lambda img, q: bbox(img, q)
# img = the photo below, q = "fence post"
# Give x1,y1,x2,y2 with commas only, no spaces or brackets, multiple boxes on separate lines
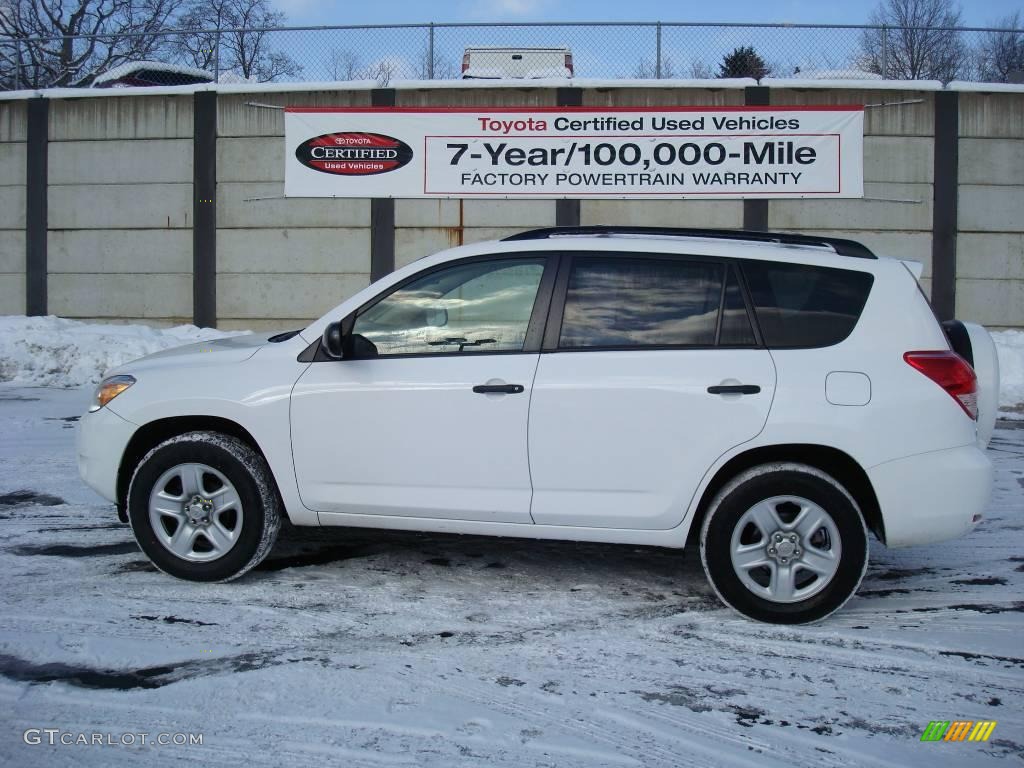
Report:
213,30,221,81
428,23,435,79
655,22,662,79
881,25,888,79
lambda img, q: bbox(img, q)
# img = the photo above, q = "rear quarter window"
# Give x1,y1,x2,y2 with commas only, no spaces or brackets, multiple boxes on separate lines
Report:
742,260,874,348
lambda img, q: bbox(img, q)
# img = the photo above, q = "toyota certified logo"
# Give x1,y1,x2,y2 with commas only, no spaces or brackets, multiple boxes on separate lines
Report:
295,132,413,175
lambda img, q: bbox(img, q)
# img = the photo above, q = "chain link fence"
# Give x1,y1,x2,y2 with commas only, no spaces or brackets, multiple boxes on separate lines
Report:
2,21,1023,91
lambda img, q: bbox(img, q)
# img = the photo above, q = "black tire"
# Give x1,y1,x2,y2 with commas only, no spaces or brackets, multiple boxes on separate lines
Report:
699,462,868,624
127,431,281,582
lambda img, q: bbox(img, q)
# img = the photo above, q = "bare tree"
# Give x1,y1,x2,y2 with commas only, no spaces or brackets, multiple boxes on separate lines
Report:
175,0,300,82
328,49,361,81
688,59,714,79
417,46,455,80
634,55,675,79
363,58,397,87
977,12,1024,82
858,0,968,81
0,0,182,88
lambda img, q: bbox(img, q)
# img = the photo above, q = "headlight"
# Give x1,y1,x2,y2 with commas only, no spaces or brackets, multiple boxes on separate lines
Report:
90,375,136,412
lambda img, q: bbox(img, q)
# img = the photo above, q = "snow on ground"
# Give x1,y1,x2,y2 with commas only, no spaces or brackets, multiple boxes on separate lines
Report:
995,330,1024,418
0,385,1021,766
0,316,245,388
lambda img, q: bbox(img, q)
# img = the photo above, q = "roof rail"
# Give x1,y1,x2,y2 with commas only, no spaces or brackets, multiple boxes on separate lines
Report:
501,226,877,260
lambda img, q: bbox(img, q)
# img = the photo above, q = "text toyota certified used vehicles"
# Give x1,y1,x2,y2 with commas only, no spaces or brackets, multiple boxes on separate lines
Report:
77,227,998,623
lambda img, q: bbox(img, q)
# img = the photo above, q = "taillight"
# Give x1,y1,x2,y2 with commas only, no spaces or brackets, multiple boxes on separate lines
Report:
904,350,978,419
565,52,574,75
462,52,470,73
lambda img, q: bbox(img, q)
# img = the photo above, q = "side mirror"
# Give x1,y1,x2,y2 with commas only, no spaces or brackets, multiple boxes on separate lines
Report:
349,333,379,359
322,321,344,359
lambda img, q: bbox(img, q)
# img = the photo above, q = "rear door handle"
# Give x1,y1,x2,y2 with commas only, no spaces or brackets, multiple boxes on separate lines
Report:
473,384,525,395
707,384,761,395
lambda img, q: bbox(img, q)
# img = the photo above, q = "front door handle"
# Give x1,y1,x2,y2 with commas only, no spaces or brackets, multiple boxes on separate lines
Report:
707,384,761,395
473,383,525,395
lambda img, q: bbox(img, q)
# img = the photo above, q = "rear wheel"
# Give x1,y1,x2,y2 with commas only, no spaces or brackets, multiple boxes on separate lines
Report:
128,431,281,581
700,463,868,624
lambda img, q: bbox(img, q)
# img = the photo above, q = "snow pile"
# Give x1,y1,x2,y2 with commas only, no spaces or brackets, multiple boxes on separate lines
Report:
791,69,883,81
993,329,1024,417
0,315,246,388
92,61,214,86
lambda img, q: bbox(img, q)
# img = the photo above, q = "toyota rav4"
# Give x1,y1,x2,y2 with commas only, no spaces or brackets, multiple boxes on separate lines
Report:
77,226,998,623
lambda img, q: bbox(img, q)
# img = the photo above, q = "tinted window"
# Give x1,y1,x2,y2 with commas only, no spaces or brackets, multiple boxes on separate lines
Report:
719,267,756,346
742,260,874,348
353,258,545,356
559,257,723,349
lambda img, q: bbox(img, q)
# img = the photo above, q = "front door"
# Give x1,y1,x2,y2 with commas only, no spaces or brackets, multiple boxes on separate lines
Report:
291,255,552,524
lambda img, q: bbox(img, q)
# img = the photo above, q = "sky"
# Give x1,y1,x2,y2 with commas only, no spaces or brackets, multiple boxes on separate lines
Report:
260,0,1023,81
270,0,1023,28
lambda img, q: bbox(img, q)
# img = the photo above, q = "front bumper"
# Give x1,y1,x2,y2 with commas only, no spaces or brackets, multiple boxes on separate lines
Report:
76,406,137,504
869,443,993,548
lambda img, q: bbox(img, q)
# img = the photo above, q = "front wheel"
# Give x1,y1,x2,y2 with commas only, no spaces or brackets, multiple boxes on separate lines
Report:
127,431,281,582
700,463,868,624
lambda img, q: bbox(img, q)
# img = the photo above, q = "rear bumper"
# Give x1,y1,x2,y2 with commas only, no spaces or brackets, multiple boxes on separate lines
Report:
76,406,137,504
869,444,993,548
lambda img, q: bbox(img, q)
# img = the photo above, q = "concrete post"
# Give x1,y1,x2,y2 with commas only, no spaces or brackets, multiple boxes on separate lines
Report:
931,91,959,320
25,97,48,316
370,88,396,283
743,86,770,231
193,91,218,327
555,87,582,227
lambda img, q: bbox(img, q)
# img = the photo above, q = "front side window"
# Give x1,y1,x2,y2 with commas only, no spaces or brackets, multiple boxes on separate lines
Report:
559,256,724,349
352,258,546,356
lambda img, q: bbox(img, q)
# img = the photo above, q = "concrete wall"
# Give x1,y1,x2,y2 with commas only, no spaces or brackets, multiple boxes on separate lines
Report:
956,92,1024,328
0,83,1021,328
0,100,26,314
579,86,747,235
769,87,937,298
46,95,194,325
217,89,373,331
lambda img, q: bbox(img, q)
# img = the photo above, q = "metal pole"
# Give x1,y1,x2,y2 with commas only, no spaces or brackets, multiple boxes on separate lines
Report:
655,22,662,78
213,30,221,81
14,40,22,90
427,22,435,79
881,25,888,79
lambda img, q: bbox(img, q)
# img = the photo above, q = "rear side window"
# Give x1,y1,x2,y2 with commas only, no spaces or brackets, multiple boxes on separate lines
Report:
742,260,874,348
719,267,756,346
559,257,723,348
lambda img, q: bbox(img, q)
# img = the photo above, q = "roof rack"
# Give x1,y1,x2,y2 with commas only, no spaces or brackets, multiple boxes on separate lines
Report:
501,226,877,260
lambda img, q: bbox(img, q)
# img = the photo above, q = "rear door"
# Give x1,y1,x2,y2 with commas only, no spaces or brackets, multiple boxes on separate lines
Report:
528,253,776,530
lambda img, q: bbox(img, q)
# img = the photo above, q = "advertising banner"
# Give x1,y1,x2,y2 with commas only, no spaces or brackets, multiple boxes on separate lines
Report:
284,106,864,199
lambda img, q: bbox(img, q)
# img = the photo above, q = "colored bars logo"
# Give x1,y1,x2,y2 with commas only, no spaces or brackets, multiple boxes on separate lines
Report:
921,721,997,742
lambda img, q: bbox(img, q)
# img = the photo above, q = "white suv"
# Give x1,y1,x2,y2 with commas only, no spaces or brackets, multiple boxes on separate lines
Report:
77,227,998,623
